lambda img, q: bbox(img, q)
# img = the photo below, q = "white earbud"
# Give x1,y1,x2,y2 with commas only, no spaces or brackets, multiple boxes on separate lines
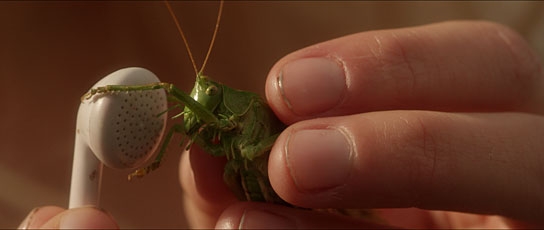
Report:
69,67,167,208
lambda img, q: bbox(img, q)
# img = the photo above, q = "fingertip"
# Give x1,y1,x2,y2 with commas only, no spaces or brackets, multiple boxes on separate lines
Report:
19,206,65,229
217,202,386,229
215,202,246,229
268,127,297,205
269,121,358,208
216,202,298,229
38,207,118,229
266,46,337,125
265,59,295,124
60,207,118,229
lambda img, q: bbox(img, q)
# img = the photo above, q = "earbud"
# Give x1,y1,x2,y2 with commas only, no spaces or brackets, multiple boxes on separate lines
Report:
69,67,167,208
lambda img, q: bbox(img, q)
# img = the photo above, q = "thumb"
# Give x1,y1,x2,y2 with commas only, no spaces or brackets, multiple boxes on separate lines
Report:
19,206,118,229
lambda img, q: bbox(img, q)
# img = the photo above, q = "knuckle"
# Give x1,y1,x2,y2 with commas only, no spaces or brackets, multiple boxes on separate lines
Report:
485,21,543,82
482,21,544,110
396,112,443,207
370,32,421,101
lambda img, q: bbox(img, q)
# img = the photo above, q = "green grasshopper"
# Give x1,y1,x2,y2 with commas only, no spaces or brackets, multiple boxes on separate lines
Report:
83,0,287,204
85,1,378,222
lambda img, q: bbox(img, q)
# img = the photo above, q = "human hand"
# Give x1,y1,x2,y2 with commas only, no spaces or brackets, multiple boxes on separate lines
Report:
181,20,544,228
18,206,117,229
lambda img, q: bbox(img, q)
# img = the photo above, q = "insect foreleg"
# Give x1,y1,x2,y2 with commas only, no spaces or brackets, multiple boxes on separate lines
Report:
83,82,219,125
128,123,184,180
82,82,170,101
166,84,219,124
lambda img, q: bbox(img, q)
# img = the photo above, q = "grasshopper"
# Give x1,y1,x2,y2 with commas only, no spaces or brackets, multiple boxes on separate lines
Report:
84,1,378,222
83,0,287,204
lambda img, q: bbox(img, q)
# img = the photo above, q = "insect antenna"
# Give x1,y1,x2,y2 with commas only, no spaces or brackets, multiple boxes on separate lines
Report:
164,0,224,76
199,0,223,75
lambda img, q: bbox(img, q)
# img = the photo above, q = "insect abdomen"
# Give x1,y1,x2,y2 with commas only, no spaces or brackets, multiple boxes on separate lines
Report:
223,89,286,203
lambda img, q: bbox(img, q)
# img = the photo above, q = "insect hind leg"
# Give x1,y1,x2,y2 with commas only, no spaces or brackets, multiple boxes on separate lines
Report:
128,123,184,180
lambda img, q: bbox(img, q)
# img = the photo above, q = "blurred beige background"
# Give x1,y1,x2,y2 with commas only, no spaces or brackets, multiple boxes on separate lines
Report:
1,1,543,228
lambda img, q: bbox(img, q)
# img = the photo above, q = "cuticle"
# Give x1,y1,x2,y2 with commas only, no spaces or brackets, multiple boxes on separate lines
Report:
277,70,294,111
327,55,350,105
335,126,355,160
334,126,356,183
284,131,302,191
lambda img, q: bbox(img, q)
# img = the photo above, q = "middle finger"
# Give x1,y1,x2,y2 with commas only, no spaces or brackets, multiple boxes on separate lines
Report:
268,110,544,224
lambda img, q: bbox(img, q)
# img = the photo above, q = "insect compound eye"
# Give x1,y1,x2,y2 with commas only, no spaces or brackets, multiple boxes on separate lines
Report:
205,85,218,96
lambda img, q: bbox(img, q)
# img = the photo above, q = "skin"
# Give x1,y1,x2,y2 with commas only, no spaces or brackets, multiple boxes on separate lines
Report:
19,20,544,229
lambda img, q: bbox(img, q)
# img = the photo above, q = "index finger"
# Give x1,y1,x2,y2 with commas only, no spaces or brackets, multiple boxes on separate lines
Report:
265,21,543,124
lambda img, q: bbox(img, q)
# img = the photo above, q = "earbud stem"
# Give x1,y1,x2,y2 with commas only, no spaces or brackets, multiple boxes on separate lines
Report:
69,103,104,208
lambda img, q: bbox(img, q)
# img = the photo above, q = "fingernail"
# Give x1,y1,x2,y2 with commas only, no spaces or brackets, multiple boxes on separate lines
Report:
278,57,347,116
239,209,297,229
59,207,118,229
18,207,40,229
286,128,353,192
